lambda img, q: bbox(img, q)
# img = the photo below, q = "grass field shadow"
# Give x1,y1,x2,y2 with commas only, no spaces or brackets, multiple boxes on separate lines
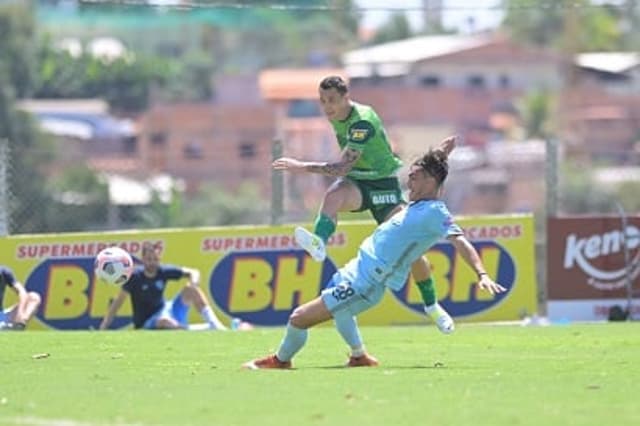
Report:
311,363,452,370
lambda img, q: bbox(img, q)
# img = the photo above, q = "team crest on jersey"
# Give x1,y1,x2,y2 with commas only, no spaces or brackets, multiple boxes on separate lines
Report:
350,128,369,141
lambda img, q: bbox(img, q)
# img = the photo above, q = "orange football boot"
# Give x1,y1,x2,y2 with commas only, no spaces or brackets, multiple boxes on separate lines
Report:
243,354,292,370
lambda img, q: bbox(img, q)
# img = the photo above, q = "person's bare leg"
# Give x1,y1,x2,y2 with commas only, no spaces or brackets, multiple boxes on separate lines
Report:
14,292,41,326
181,285,227,330
318,178,362,224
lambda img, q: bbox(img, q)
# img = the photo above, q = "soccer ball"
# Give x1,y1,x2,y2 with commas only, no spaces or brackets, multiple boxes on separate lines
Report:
94,247,134,285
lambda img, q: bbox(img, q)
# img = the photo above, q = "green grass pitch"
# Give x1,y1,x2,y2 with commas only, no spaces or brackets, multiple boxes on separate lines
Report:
1,323,639,426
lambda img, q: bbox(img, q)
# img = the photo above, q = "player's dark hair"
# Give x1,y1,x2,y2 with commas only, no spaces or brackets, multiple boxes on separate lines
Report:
141,242,160,256
414,149,448,186
319,75,348,95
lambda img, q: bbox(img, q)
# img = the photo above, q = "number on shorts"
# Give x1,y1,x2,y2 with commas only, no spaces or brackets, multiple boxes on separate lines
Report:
331,283,355,301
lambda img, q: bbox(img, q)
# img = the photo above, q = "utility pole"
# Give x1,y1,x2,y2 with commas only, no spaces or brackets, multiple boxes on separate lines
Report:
422,0,443,33
543,2,580,315
271,138,283,225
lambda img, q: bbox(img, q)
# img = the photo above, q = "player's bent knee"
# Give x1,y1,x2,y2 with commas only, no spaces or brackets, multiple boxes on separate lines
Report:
29,292,42,305
180,286,200,302
289,307,314,329
288,307,304,327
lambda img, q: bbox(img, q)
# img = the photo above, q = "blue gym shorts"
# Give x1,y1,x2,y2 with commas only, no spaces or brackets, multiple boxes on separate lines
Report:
143,293,190,329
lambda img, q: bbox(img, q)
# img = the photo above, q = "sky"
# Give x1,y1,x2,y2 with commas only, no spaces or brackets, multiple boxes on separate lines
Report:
355,0,505,34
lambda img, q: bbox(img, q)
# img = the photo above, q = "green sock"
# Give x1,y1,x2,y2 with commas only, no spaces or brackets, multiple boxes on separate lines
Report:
313,213,336,243
416,277,437,307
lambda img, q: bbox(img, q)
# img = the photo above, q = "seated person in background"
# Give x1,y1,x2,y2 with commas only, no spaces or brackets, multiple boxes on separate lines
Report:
0,265,41,331
99,243,228,331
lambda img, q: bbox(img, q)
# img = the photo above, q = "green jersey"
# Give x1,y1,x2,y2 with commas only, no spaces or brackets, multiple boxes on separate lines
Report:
330,102,403,180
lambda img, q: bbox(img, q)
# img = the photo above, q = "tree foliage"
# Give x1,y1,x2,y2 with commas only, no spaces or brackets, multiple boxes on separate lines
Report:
0,3,36,98
501,0,626,51
370,12,413,45
132,182,269,228
560,162,617,214
518,90,555,139
0,3,54,234
560,161,640,215
34,36,172,113
45,165,110,231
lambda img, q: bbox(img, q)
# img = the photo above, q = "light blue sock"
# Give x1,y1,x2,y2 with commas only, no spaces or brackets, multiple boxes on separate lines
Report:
276,323,308,362
334,311,364,353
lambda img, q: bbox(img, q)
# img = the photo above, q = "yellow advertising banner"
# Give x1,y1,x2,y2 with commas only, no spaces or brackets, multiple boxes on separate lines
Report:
1,214,537,330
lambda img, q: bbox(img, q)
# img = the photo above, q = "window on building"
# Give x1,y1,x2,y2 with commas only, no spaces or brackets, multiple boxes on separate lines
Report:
239,142,256,159
467,75,486,89
499,74,511,89
183,141,204,159
150,132,168,147
420,75,441,88
287,99,321,118
123,136,137,154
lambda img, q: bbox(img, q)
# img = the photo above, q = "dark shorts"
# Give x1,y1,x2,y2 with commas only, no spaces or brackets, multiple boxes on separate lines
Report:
349,176,405,223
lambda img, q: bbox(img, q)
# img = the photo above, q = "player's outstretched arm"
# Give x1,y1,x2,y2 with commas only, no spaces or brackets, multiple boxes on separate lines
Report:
272,147,361,177
182,267,200,286
448,235,506,294
99,290,128,330
272,157,307,172
436,135,457,158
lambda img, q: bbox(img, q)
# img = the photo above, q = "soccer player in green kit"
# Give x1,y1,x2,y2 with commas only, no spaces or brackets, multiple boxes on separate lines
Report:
272,75,456,333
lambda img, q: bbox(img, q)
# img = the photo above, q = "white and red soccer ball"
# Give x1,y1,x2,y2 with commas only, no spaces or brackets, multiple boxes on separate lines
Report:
94,247,134,285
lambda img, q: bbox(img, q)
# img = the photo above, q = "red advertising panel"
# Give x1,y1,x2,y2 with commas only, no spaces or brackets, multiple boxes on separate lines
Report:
547,216,640,320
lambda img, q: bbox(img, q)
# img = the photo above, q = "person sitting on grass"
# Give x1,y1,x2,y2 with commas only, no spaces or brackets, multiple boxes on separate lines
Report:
0,265,41,331
100,242,228,331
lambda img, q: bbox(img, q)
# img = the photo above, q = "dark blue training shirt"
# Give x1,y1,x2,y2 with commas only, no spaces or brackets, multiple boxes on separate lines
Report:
123,265,185,328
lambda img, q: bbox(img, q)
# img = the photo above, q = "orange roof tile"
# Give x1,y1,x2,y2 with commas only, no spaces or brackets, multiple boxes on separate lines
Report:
259,68,346,100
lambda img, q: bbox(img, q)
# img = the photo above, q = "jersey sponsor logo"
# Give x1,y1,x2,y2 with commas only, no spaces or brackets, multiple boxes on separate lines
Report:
26,257,140,330
390,241,515,317
209,250,337,326
371,191,398,206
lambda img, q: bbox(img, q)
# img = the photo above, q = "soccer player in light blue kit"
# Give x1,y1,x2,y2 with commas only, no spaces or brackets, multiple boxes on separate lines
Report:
244,147,506,369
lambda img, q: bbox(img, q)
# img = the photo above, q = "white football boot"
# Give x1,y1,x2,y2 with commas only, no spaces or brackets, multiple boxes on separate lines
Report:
294,226,327,262
425,303,455,334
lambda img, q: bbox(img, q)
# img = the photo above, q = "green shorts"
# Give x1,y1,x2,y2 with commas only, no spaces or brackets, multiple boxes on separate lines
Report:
349,176,405,224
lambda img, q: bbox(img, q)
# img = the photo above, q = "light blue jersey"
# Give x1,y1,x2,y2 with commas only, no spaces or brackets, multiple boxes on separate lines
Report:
321,199,462,315
355,199,462,291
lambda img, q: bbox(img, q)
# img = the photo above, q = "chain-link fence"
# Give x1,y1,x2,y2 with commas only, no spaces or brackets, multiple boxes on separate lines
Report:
0,139,8,236
2,129,639,236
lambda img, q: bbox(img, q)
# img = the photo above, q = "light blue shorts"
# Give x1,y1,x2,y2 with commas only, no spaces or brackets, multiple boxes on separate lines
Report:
143,294,190,329
321,260,385,317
